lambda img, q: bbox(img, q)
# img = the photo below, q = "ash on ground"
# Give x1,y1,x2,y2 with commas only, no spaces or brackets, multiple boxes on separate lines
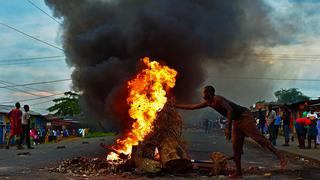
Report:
48,157,111,177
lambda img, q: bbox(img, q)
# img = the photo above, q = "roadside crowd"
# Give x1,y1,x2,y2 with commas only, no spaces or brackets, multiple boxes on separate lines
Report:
4,102,88,150
256,106,320,149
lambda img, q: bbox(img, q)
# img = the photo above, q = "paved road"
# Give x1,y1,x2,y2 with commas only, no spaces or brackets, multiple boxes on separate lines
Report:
0,137,113,179
185,129,320,179
0,130,319,179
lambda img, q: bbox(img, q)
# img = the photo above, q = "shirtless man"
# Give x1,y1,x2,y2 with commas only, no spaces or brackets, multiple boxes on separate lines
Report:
175,85,287,178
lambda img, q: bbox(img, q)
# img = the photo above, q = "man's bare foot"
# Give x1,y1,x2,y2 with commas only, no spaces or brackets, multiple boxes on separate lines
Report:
280,156,288,170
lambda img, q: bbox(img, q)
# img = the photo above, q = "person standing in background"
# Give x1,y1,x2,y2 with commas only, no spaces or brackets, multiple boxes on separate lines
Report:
302,108,309,118
282,107,291,146
20,105,33,149
6,102,23,149
317,113,320,145
307,118,318,149
267,106,277,146
295,117,309,149
307,108,317,122
274,109,281,140
306,109,318,148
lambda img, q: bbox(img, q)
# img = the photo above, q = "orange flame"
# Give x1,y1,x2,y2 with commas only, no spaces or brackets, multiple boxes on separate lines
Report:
107,57,177,162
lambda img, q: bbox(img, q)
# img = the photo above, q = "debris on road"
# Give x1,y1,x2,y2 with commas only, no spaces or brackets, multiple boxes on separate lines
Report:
17,152,31,156
57,146,66,149
264,173,272,178
49,157,110,177
210,152,230,175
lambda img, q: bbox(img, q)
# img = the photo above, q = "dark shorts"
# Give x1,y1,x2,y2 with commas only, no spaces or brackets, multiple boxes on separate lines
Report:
232,111,271,157
295,123,306,138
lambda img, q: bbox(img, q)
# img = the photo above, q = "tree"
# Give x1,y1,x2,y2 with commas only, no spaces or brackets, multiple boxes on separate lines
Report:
47,91,81,116
274,88,310,104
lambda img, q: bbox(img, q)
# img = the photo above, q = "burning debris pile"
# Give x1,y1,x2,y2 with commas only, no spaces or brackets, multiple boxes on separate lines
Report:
50,98,192,177
131,98,192,173
106,57,177,160
51,58,193,176
46,58,243,177
105,58,192,173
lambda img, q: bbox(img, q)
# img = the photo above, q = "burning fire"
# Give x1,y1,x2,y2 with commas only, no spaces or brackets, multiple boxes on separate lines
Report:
107,57,177,162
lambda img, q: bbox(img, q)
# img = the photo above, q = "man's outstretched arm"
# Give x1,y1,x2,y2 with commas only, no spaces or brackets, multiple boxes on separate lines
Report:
174,101,209,110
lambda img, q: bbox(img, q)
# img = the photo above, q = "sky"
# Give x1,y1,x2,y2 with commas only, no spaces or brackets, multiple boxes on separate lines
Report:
0,0,320,114
258,0,320,101
0,0,72,114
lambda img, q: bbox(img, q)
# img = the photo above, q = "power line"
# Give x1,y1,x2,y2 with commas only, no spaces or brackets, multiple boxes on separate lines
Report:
0,79,58,94
0,79,71,104
253,53,320,57
0,79,71,88
0,22,64,51
26,0,63,26
0,92,65,104
29,99,55,106
0,55,65,62
0,79,68,106
0,79,59,101
248,54,320,62
257,58,320,62
0,59,64,65
255,55,320,58
0,81,43,98
0,82,39,97
209,76,320,82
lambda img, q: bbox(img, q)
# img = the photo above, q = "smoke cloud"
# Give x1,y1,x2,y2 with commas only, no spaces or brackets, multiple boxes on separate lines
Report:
45,0,279,130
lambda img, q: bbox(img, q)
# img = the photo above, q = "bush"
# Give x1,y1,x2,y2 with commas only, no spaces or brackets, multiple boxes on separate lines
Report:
84,132,115,138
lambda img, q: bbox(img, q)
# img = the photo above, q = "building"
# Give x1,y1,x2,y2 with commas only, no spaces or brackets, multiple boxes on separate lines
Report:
251,98,320,133
285,98,320,120
0,105,46,144
44,114,80,131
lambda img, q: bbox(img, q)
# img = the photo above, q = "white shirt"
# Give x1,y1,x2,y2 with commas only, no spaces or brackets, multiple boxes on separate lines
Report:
267,110,276,125
53,130,57,136
22,111,30,125
307,113,318,120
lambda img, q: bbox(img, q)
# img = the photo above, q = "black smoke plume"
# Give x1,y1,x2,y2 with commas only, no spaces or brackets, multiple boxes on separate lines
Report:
45,0,278,130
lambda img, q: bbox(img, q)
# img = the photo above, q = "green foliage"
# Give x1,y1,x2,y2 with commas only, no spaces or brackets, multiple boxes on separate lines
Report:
274,88,310,104
47,91,81,116
84,132,115,138
256,100,266,103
